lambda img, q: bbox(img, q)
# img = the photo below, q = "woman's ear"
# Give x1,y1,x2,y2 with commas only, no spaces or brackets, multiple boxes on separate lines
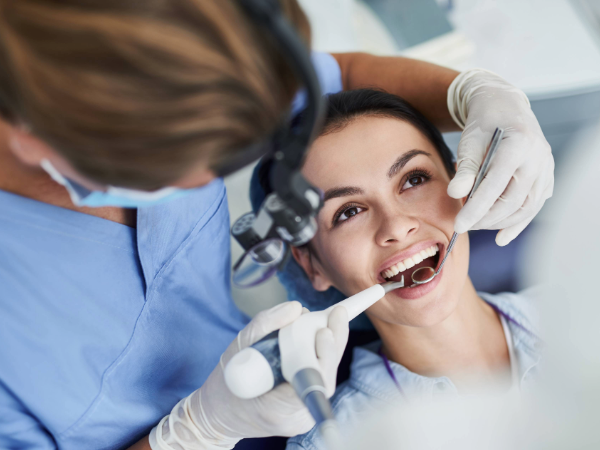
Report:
291,246,333,292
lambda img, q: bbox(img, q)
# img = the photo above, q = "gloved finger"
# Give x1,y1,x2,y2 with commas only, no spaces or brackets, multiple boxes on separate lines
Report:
327,305,350,359
315,328,336,363
261,382,315,436
475,199,536,233
315,327,337,397
495,171,553,246
447,124,493,199
495,213,536,247
481,183,551,233
318,306,349,397
302,307,310,315
453,139,520,233
222,301,302,367
474,165,553,232
498,155,552,225
543,167,555,199
469,164,538,230
486,181,553,246
239,301,303,348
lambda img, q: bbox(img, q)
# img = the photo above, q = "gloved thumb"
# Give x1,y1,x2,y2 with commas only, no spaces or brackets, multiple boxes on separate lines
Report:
447,165,476,199
448,126,490,199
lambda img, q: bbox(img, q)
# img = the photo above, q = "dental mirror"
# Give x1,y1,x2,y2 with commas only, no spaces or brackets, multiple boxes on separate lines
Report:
409,127,504,288
411,266,436,285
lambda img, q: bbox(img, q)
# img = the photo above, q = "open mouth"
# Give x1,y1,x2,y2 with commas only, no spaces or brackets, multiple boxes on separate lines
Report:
380,244,441,286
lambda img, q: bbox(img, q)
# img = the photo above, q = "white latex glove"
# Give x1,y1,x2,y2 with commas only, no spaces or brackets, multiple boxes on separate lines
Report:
149,301,349,450
447,69,554,246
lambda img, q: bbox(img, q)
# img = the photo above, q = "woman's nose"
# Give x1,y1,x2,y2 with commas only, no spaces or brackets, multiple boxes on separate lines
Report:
374,208,419,247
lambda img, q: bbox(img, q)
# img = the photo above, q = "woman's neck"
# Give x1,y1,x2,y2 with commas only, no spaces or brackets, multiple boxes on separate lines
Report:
0,121,136,227
371,278,509,391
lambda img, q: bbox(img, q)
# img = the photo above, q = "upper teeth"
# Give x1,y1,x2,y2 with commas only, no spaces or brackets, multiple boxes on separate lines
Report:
381,244,439,279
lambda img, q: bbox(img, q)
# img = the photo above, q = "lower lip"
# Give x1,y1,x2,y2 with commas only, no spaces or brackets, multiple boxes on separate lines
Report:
389,247,446,300
391,266,444,299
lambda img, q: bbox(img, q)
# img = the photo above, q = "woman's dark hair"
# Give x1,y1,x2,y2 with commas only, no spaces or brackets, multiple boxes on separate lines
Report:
257,89,455,198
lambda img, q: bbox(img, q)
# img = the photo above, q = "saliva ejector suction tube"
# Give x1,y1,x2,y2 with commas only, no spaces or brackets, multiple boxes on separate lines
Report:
225,279,405,449
410,128,504,288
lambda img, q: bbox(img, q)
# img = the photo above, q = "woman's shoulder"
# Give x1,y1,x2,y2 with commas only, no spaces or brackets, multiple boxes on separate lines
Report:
479,286,544,358
480,287,542,330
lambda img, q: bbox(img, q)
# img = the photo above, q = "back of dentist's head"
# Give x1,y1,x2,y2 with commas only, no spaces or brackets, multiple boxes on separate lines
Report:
0,0,309,190
251,89,455,326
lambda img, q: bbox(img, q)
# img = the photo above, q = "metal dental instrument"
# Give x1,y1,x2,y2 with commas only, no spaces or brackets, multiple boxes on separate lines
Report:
411,128,505,287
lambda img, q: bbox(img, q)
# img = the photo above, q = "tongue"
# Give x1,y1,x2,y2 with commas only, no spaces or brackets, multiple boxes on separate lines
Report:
388,255,438,286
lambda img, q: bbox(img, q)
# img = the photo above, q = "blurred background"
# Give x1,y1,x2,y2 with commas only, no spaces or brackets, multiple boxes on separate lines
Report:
225,0,600,317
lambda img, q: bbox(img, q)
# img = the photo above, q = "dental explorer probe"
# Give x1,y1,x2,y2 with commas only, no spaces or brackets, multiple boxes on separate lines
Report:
224,277,405,435
411,127,505,286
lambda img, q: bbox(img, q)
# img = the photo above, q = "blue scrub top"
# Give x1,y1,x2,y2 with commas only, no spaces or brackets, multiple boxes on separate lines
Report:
0,52,342,449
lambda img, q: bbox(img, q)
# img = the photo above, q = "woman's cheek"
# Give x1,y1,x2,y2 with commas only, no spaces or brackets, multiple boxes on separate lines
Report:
417,186,462,231
453,233,470,279
321,234,372,293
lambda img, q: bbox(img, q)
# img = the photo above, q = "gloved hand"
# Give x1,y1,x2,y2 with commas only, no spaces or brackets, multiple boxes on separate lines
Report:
149,301,349,449
447,69,554,246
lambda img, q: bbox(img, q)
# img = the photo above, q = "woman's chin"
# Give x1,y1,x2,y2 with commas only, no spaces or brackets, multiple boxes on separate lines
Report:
382,291,457,328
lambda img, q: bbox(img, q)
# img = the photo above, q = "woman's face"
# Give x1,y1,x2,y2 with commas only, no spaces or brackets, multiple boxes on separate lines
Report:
296,116,469,328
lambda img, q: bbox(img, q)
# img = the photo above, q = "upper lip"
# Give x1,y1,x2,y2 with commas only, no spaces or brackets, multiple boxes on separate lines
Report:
376,239,444,280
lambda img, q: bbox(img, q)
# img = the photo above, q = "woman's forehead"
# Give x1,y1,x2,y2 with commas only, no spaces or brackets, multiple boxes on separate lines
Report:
304,116,438,186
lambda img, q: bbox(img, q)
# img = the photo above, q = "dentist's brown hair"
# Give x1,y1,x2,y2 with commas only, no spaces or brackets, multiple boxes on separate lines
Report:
0,0,310,189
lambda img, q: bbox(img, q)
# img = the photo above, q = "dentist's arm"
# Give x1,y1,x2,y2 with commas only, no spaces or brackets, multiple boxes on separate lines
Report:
128,302,349,450
333,53,554,246
333,53,459,131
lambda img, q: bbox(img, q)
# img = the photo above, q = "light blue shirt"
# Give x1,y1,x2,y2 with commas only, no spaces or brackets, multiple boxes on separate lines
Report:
287,290,543,450
0,53,343,449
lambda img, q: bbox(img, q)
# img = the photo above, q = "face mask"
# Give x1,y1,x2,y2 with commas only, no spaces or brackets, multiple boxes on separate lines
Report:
40,159,194,208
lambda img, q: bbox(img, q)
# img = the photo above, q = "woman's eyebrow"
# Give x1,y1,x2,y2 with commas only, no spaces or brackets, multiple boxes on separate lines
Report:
387,149,432,179
322,149,430,202
323,186,364,202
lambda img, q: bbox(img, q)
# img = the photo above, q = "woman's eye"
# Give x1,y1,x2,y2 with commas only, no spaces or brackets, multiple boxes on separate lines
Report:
336,206,364,223
402,175,426,190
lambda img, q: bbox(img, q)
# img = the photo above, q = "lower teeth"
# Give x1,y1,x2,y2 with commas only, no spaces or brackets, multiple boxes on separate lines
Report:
386,254,439,281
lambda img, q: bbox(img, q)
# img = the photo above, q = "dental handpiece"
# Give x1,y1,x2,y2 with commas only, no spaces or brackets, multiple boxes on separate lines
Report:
224,278,405,427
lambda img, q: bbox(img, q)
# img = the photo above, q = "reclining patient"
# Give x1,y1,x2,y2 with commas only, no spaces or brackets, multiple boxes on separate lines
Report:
256,89,542,450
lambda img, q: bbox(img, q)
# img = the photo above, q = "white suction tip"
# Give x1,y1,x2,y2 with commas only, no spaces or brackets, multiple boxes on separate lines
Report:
383,276,405,293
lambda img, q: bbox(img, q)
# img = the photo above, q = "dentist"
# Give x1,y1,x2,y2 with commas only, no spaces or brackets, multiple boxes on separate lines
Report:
0,1,553,449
